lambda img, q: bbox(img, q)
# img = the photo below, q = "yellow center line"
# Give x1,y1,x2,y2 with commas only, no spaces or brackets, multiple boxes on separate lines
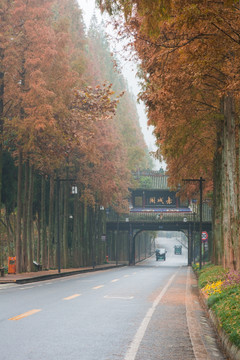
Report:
111,279,119,283
92,285,104,290
63,294,81,301
9,309,42,321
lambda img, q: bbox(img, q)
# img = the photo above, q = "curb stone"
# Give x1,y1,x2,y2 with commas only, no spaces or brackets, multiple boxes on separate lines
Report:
0,264,126,284
208,308,240,360
15,264,126,284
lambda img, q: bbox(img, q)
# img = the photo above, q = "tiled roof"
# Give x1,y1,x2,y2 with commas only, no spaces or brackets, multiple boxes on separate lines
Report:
133,171,170,190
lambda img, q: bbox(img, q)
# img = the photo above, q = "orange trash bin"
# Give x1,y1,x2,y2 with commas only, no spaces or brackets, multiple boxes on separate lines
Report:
8,257,16,274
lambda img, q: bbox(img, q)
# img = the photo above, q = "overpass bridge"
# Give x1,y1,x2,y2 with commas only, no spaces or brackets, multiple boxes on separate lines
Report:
106,171,212,265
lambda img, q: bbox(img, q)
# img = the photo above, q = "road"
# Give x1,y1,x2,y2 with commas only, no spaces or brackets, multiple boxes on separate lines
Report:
0,237,226,360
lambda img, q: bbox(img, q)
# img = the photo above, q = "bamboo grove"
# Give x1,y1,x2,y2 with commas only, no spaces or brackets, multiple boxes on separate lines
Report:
98,0,240,270
0,0,152,272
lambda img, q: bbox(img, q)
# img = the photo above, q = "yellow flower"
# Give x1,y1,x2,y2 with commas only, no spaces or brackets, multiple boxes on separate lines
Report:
203,280,223,296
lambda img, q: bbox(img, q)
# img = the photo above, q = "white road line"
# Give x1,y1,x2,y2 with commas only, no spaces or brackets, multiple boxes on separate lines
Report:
19,286,35,290
124,271,178,360
104,295,134,300
0,284,16,290
111,279,119,283
92,285,104,290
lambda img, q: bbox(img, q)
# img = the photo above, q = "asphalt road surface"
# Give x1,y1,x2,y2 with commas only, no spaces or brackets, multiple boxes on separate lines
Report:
0,237,227,360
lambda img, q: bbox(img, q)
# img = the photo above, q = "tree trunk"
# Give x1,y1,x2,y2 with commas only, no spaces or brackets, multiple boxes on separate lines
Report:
41,176,46,268
222,94,238,270
83,200,88,266
48,176,54,269
0,66,3,208
27,165,33,271
37,211,41,263
22,161,29,271
63,180,69,268
60,182,64,268
212,102,224,265
6,212,14,257
54,179,58,269
16,150,22,273
78,201,84,267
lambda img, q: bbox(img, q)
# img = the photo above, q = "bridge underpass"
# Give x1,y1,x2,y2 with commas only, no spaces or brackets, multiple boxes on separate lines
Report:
106,171,212,267
106,212,212,266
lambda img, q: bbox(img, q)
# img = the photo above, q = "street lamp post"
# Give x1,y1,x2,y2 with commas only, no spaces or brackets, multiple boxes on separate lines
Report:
193,212,196,264
182,177,205,269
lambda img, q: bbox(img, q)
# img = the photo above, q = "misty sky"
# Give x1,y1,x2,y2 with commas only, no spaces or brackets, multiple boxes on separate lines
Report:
78,0,164,170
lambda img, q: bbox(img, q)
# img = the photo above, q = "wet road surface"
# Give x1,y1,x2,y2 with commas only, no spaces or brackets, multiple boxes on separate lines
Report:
0,237,227,360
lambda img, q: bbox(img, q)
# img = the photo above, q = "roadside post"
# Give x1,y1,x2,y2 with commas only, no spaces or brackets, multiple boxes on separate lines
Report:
201,231,208,265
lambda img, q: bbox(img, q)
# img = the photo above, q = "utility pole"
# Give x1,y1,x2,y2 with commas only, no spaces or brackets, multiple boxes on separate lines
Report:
182,177,205,269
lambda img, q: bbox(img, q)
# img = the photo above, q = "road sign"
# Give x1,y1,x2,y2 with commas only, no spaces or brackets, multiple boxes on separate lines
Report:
201,231,208,242
101,235,106,242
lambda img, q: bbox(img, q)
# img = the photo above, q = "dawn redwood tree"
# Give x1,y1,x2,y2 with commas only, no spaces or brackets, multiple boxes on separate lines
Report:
137,1,240,270
98,0,240,269
87,19,152,171
3,0,85,271
69,83,130,212
1,0,153,271
3,0,59,272
0,0,12,211
54,0,87,82
51,83,131,267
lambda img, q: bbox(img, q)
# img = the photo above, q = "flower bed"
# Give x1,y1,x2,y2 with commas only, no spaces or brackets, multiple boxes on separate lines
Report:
197,265,240,349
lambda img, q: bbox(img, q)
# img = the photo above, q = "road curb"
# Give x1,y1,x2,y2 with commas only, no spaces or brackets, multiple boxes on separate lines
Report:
1,264,126,285
198,284,240,360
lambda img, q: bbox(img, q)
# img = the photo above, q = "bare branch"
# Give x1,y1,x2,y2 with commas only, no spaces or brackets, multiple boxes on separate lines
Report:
211,22,240,45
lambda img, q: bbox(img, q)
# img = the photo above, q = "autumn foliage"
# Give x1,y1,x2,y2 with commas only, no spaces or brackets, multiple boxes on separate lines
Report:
99,0,240,270
0,0,151,272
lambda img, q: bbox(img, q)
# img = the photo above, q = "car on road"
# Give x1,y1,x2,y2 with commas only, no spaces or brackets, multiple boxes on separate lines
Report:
155,248,167,261
174,245,182,255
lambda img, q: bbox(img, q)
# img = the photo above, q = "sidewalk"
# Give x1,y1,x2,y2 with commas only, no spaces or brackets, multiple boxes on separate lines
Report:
0,263,126,284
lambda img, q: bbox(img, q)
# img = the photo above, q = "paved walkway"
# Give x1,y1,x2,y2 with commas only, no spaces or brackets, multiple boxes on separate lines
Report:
0,263,125,284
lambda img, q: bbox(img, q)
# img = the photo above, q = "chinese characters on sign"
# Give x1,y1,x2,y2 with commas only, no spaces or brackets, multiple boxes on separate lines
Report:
132,190,177,208
149,196,173,205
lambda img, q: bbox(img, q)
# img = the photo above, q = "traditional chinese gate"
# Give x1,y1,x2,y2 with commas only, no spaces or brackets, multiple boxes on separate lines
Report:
106,171,212,266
